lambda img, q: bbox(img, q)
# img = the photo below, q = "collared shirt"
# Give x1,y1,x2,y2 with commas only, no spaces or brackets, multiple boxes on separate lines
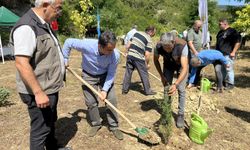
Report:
13,10,65,75
189,49,228,84
62,38,120,92
127,31,153,60
124,28,137,45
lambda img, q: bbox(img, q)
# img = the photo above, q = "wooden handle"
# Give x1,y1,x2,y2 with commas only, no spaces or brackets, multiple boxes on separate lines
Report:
67,67,137,129
119,50,161,82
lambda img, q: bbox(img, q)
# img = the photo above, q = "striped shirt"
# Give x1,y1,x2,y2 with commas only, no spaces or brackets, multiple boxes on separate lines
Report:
127,31,153,60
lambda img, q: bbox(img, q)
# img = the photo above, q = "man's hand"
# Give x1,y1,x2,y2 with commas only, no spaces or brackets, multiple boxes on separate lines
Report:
230,52,236,59
194,51,199,56
161,76,167,86
99,91,107,101
146,64,151,70
168,84,177,96
65,62,69,68
34,90,50,108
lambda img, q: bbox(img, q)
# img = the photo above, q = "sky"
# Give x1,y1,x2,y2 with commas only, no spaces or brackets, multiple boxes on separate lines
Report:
218,0,246,6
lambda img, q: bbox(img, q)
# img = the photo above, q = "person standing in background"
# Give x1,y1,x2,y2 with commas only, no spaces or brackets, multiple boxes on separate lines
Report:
186,20,202,88
215,18,241,90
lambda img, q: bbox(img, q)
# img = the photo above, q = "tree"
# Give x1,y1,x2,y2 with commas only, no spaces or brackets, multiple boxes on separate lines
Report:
70,0,94,37
232,5,250,34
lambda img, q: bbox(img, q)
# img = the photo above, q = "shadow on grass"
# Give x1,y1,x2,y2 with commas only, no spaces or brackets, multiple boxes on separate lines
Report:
225,106,250,123
235,75,250,88
55,109,87,147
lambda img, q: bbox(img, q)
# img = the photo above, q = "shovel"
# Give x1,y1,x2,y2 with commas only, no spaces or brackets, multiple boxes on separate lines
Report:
67,67,160,144
119,50,161,82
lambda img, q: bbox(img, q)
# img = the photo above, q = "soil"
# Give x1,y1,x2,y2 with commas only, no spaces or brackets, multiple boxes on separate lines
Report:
0,42,250,150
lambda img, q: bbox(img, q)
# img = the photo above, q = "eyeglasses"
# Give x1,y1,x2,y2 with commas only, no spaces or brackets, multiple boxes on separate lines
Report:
50,4,62,14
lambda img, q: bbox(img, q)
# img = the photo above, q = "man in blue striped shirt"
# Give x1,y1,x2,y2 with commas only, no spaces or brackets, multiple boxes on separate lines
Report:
122,26,156,95
62,31,123,140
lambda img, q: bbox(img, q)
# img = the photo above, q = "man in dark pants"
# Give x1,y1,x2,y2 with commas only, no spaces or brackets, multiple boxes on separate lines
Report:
154,32,189,128
216,18,241,90
12,0,70,149
62,31,123,140
122,26,156,95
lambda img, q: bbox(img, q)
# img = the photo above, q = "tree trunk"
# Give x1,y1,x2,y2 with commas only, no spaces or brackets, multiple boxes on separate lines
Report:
158,85,173,144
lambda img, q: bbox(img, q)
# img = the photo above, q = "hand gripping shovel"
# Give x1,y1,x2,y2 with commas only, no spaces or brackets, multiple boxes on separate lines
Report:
67,67,160,144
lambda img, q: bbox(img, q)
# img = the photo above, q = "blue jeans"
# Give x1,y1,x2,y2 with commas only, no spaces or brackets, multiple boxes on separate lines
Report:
223,55,234,85
163,68,188,114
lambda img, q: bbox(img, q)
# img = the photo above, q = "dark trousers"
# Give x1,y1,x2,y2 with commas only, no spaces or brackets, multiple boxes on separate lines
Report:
122,56,151,94
214,62,224,89
82,71,119,130
19,92,58,150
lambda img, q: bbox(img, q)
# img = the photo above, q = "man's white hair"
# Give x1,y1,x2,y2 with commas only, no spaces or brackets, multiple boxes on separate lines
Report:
35,0,55,7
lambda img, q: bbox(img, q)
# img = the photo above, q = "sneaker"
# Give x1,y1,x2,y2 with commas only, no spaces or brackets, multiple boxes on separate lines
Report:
87,126,101,137
145,90,156,96
176,114,184,128
111,129,124,140
224,84,234,90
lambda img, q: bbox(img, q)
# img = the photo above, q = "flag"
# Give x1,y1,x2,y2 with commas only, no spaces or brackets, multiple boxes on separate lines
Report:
97,7,101,38
199,0,208,48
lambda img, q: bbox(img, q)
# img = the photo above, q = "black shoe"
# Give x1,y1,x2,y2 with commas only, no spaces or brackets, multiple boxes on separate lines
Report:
145,91,156,96
122,90,128,95
224,84,234,90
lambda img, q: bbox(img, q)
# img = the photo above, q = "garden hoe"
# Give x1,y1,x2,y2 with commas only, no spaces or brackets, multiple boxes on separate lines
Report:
67,67,160,144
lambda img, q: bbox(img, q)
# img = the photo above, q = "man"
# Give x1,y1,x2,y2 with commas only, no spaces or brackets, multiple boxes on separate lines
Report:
189,50,229,93
216,18,241,90
12,0,70,149
124,25,137,50
122,26,156,95
187,20,202,88
62,31,123,140
154,32,189,128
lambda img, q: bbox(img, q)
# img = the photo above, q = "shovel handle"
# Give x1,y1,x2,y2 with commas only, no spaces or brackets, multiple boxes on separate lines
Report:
119,50,161,82
67,67,137,129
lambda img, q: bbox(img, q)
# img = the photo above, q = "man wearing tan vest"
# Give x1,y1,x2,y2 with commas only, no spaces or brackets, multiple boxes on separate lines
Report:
12,0,70,149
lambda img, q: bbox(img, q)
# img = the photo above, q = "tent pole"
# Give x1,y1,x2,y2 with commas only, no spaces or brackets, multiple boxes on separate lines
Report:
0,35,5,64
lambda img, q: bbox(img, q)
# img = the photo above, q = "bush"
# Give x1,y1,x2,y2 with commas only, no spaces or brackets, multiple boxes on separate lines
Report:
0,87,10,106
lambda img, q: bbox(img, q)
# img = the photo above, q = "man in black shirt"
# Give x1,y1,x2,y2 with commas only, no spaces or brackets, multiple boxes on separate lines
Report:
215,18,241,90
154,32,189,128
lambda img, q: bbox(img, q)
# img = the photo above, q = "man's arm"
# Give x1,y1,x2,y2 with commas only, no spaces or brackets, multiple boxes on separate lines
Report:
168,56,188,95
100,51,120,100
230,42,241,58
145,51,151,68
154,54,167,86
62,38,86,66
15,56,49,108
188,41,198,56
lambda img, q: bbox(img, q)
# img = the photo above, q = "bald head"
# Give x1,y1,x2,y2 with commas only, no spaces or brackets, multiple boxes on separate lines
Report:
193,20,202,32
